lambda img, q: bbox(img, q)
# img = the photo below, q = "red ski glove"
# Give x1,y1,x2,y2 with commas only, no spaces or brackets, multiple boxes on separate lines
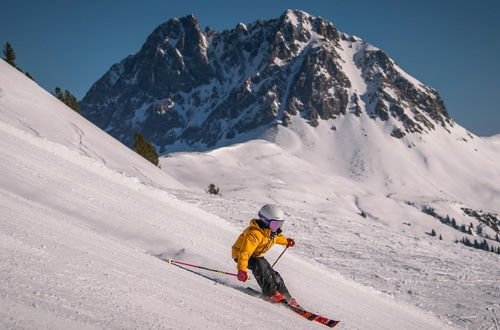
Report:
237,270,248,282
287,238,295,247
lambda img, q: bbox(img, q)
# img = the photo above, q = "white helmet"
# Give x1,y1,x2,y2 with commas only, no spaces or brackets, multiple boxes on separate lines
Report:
258,204,285,231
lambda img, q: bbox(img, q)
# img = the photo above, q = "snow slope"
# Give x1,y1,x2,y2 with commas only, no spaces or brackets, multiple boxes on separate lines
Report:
0,60,183,191
0,63,460,329
484,134,500,150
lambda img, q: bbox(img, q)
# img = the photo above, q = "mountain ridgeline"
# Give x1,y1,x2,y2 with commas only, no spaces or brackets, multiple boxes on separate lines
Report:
80,10,453,153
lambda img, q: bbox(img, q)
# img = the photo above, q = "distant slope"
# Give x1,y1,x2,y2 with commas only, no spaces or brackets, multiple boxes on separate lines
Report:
0,58,456,329
271,114,500,213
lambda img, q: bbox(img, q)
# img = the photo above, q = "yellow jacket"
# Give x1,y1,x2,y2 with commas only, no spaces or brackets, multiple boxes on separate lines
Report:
232,219,288,272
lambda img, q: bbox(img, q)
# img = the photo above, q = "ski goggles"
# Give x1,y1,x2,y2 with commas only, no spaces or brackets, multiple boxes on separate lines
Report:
259,212,285,231
268,219,284,231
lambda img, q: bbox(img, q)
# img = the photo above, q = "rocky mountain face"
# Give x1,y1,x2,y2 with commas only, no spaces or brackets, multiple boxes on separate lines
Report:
80,10,453,152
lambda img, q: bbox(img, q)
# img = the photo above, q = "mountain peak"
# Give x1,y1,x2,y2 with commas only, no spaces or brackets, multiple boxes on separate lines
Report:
281,9,314,24
148,14,201,42
80,11,456,151
277,9,337,42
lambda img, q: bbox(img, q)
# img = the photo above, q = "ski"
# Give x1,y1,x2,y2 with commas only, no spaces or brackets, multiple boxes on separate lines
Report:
281,300,340,328
245,287,340,328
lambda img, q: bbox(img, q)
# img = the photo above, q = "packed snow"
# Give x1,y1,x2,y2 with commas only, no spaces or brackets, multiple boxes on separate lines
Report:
1,56,499,330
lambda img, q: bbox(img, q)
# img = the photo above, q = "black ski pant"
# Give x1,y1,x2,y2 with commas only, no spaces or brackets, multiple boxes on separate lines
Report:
237,256,291,300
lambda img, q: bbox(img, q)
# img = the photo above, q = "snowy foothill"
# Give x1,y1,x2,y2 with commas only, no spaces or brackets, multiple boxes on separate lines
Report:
0,57,498,330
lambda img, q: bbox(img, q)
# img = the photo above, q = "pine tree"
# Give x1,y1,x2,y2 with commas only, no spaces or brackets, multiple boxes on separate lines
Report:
134,132,159,166
3,42,17,68
64,90,80,113
53,87,80,113
207,183,220,195
55,87,63,100
431,229,437,237
482,240,489,251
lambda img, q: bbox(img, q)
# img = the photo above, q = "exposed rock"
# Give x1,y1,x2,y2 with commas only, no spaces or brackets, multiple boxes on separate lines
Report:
80,10,455,152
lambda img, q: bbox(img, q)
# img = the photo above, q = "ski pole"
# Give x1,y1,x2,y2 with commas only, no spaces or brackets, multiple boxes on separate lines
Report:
167,258,251,280
272,246,289,268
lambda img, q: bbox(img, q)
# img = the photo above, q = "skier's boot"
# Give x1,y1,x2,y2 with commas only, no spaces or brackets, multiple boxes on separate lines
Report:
269,291,285,303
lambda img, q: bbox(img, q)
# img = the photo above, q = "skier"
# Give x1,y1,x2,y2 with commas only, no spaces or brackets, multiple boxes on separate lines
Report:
232,204,297,305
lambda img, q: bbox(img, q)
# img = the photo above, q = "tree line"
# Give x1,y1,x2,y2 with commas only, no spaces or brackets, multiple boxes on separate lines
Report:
459,237,500,254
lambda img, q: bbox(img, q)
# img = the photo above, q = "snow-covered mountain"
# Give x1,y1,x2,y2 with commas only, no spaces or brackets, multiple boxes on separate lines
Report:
80,9,452,151
0,59,468,329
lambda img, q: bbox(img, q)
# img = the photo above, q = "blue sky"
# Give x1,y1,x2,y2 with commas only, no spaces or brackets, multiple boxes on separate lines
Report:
1,0,499,136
